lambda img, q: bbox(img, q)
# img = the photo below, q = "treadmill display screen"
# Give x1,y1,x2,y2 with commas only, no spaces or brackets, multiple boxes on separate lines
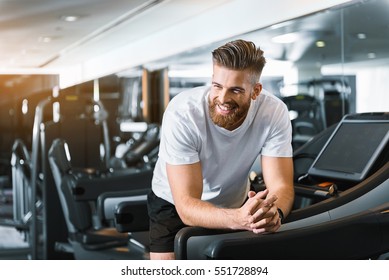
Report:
308,120,389,182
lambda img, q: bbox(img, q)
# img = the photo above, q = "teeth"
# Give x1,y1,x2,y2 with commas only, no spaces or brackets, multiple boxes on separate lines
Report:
218,104,232,111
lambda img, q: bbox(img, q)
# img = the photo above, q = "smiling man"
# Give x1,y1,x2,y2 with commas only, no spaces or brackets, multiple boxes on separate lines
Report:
147,39,294,260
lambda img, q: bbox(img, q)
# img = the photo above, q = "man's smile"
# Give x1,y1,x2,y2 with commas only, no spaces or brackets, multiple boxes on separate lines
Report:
215,102,237,115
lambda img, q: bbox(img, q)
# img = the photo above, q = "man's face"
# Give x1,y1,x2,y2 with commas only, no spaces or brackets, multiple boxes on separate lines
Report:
209,64,261,131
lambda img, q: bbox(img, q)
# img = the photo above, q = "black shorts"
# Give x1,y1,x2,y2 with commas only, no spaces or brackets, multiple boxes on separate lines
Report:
147,190,186,253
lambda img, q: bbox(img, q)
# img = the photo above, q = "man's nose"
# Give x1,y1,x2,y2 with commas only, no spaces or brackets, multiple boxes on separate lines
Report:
218,89,230,104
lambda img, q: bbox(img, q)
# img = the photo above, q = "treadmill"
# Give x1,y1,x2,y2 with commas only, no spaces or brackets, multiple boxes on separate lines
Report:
174,112,389,259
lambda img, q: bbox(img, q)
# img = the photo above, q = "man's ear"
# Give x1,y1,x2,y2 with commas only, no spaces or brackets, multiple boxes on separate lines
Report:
251,83,263,100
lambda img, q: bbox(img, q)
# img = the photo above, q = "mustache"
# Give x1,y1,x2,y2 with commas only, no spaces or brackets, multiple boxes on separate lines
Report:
212,99,238,109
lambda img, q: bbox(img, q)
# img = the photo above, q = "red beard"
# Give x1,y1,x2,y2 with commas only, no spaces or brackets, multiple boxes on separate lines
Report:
208,98,250,130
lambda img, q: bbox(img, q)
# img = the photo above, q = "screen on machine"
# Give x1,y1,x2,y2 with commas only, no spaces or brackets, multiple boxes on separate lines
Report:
308,116,389,182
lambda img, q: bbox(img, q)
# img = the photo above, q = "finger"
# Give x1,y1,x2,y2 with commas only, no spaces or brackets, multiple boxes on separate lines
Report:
253,223,280,234
246,195,277,224
251,214,281,234
250,204,276,224
251,227,266,234
247,191,256,198
262,194,278,207
253,189,269,199
244,189,269,211
251,204,279,227
251,196,278,218
261,217,281,233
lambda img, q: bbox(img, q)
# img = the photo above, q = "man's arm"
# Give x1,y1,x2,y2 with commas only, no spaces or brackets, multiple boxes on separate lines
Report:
166,162,276,231
261,155,294,219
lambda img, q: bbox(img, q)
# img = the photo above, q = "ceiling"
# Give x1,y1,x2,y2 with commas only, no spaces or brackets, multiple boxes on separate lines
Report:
1,0,143,69
1,0,388,81
0,0,231,70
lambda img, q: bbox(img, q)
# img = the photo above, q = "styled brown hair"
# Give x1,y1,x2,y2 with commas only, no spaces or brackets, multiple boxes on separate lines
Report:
212,39,266,83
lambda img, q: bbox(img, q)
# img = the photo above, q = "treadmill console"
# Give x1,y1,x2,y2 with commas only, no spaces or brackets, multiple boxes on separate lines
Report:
308,112,389,186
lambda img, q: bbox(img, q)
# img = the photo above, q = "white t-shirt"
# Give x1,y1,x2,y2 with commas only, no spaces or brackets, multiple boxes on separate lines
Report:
152,86,292,208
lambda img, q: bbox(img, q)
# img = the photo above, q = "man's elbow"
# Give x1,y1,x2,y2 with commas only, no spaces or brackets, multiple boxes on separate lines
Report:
175,204,196,226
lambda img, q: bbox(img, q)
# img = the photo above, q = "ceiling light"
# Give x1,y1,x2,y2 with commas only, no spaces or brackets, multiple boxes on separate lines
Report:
316,40,326,47
61,15,79,22
272,33,299,44
38,36,52,43
357,33,367,39
367,52,376,59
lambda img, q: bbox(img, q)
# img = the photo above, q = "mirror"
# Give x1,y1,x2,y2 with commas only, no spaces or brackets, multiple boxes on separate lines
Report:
139,0,389,150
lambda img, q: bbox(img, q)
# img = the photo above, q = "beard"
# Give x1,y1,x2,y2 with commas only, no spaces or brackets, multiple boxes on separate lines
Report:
208,97,251,130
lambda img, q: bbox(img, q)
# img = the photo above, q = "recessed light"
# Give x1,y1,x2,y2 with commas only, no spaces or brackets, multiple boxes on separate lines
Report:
357,33,367,39
61,15,79,22
316,40,326,48
367,52,376,59
38,36,52,43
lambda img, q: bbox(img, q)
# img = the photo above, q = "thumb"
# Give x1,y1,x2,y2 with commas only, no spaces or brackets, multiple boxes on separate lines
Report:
247,191,256,198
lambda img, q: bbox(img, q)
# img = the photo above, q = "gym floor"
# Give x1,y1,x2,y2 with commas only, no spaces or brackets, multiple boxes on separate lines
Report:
0,187,29,260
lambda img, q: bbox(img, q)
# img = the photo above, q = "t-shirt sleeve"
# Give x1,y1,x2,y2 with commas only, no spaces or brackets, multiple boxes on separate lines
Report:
261,102,293,157
158,110,200,165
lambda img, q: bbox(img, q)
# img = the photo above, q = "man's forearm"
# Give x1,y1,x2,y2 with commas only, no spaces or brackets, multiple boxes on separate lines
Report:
175,190,273,231
175,197,239,229
272,185,294,217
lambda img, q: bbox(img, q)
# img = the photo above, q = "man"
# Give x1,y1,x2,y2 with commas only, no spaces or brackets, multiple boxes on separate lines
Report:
147,39,294,260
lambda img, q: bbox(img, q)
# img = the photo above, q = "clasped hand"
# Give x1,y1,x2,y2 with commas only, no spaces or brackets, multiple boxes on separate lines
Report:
240,189,281,234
